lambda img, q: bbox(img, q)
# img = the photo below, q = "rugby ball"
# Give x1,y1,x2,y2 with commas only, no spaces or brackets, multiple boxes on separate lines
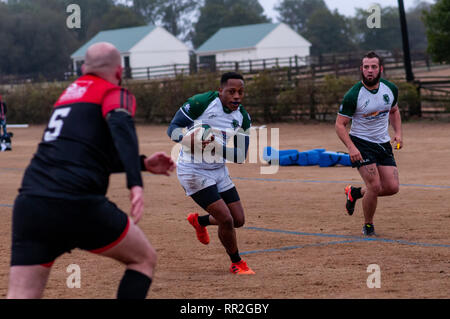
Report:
184,124,214,144
183,124,227,153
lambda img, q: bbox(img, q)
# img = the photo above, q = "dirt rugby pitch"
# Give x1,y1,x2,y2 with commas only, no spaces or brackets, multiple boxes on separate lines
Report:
0,122,449,299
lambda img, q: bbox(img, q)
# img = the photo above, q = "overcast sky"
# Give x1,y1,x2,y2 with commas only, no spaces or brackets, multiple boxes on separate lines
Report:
259,0,436,20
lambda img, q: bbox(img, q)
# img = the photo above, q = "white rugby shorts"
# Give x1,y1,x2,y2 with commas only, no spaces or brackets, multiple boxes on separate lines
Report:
176,164,234,196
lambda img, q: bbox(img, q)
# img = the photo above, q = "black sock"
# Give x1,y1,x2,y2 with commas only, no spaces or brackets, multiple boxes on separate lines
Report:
228,250,241,263
117,269,152,299
352,187,363,200
198,215,211,227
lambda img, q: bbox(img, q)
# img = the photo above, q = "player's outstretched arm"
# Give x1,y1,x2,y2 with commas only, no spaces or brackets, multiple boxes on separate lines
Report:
106,109,143,189
335,114,363,163
143,152,176,176
167,109,193,142
130,185,144,224
389,105,403,149
221,133,250,164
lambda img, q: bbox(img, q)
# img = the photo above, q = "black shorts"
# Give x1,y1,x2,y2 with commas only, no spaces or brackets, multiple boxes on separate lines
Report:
350,135,397,168
11,194,129,266
191,185,241,211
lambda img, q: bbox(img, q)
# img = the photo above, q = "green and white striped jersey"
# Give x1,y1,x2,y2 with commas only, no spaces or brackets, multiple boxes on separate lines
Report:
178,91,251,168
338,78,398,143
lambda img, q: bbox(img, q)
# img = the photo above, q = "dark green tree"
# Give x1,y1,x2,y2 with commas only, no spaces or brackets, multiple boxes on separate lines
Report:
405,2,431,52
0,0,147,79
157,0,199,39
130,0,198,39
351,3,430,53
88,4,146,36
304,9,357,56
0,0,79,79
60,0,116,41
191,0,270,49
274,0,328,35
423,0,450,63
132,0,160,24
64,0,145,40
352,6,402,52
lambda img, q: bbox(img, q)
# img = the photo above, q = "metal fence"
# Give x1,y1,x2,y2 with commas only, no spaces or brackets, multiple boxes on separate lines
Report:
2,50,449,120
123,50,434,81
125,56,311,80
0,50,435,84
416,77,450,118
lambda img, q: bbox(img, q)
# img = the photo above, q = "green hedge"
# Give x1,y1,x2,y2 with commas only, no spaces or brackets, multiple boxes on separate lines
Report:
128,72,220,123
4,81,68,124
2,72,421,124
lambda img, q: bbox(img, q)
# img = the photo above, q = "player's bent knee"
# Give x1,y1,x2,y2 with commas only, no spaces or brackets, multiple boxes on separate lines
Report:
146,245,157,269
392,183,399,194
130,243,157,278
7,265,51,299
220,214,234,229
368,183,382,194
233,216,245,228
135,235,157,270
100,222,156,273
387,185,400,195
380,182,399,196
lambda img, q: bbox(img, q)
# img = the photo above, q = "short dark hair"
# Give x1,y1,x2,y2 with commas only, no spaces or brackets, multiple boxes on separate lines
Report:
361,51,383,67
220,72,244,86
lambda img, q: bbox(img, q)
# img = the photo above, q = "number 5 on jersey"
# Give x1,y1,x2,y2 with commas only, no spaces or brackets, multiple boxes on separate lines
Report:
44,107,72,142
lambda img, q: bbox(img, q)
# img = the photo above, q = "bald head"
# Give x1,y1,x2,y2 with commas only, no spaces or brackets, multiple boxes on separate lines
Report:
82,42,122,84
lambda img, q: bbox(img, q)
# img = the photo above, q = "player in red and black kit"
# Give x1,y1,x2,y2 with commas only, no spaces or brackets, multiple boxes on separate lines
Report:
0,95,7,137
0,95,11,151
7,42,175,299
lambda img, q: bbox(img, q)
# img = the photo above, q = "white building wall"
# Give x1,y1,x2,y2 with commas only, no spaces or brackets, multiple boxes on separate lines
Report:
256,23,311,63
130,27,190,68
214,48,258,62
72,27,190,77
196,23,311,70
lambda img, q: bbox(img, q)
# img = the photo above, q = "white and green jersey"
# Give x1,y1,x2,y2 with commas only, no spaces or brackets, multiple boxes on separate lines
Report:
178,91,251,169
338,78,398,143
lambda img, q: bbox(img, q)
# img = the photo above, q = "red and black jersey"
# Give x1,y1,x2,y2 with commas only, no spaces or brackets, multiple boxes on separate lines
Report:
20,74,142,199
0,101,6,119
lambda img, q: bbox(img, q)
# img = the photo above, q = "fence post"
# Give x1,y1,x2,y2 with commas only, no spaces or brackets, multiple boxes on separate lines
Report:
287,57,292,81
263,59,266,70
147,67,150,80
410,80,422,118
295,55,299,74
174,64,177,76
190,55,198,75
249,60,252,73
395,50,401,67
309,82,316,120
333,55,338,77
276,58,279,68
125,66,132,79
235,62,239,72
